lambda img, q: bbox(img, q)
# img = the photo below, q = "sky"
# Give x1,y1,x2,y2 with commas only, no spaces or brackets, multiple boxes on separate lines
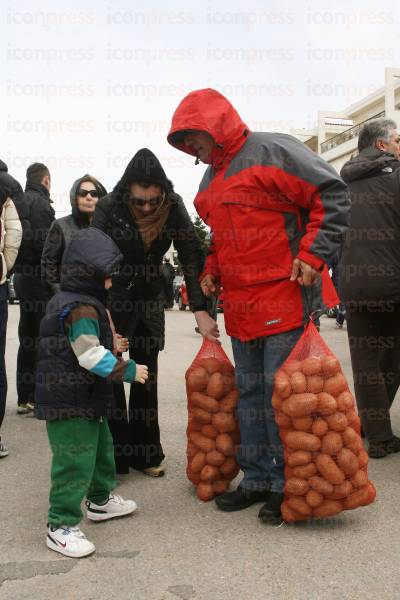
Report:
1,0,400,217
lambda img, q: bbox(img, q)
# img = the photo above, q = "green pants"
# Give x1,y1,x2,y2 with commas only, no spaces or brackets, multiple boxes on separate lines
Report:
46,417,116,527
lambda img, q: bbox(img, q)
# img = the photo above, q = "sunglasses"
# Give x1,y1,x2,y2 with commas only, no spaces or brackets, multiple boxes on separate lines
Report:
129,195,163,207
77,189,99,198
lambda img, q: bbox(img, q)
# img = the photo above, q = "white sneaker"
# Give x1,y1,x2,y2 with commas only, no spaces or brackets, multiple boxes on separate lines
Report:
86,494,137,522
47,525,95,558
0,441,9,458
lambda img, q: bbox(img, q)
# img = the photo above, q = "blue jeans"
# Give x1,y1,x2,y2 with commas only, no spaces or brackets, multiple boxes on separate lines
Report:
231,327,303,493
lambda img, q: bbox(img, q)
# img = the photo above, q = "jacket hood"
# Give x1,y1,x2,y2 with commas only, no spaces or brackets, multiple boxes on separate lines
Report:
167,88,250,168
340,148,400,183
0,160,8,173
113,148,173,199
60,227,123,302
69,174,107,224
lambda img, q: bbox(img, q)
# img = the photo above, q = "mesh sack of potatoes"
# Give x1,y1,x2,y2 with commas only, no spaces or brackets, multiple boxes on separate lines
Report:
273,322,376,522
185,339,241,501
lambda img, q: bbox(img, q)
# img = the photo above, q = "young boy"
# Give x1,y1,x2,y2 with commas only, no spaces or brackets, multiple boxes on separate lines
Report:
35,228,148,558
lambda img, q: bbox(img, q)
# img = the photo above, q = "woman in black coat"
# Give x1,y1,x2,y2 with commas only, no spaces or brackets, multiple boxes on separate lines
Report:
41,175,107,293
92,148,218,475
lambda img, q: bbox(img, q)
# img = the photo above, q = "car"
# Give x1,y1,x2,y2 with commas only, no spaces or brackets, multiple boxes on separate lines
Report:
7,274,18,304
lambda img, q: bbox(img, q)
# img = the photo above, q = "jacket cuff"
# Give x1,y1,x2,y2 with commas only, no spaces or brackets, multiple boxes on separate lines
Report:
296,250,325,272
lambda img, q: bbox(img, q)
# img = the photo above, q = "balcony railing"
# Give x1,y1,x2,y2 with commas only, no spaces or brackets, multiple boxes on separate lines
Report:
320,111,385,153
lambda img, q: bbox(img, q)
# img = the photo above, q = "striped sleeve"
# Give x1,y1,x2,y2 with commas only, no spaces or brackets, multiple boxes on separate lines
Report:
64,305,136,383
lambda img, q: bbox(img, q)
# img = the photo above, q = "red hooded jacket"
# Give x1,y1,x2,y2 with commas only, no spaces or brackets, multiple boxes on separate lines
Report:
168,89,350,341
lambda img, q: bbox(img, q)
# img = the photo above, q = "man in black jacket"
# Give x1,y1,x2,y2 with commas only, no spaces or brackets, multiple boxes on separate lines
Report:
339,118,400,458
14,163,55,414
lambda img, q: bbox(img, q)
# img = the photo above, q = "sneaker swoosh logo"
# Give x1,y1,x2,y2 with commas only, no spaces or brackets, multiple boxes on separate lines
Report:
48,533,67,548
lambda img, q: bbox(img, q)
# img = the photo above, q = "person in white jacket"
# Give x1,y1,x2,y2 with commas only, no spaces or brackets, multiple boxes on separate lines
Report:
0,192,22,457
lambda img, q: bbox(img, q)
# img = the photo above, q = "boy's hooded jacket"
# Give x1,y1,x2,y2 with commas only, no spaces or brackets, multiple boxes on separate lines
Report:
339,148,400,303
168,88,350,340
41,175,107,293
35,228,123,420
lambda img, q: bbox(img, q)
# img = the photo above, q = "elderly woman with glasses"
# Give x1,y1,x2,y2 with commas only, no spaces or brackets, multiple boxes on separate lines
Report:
41,174,107,294
92,148,217,476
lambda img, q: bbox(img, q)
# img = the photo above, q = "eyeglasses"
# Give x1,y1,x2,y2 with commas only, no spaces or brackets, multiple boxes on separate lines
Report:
77,189,99,198
129,195,163,207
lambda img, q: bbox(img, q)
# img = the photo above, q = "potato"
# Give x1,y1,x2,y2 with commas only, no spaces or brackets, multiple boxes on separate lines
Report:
275,371,292,398
187,469,201,485
313,500,343,518
343,485,371,510
317,392,337,416
201,424,218,439
358,449,369,468
287,450,312,467
309,476,333,496
189,452,206,473
220,457,239,478
284,477,309,496
336,391,354,412
198,357,221,374
191,392,219,413
302,356,322,376
212,412,236,433
200,464,220,482
187,442,197,458
196,482,214,501
220,390,239,413
321,431,343,456
186,367,209,391
272,393,282,411
189,420,202,432
281,501,304,523
326,412,348,432
213,480,230,495
206,450,225,467
192,407,212,425
292,463,317,479
306,490,324,508
292,416,313,432
216,433,235,456
287,496,312,517
290,372,307,394
324,373,347,397
221,374,235,394
345,410,361,432
207,372,226,399
315,454,345,485
307,375,324,394
312,418,328,437
350,470,368,489
342,427,363,452
282,393,318,418
283,360,302,376
231,427,241,444
337,448,359,475
275,412,292,429
327,481,353,500
321,355,341,377
286,431,321,452
189,431,215,453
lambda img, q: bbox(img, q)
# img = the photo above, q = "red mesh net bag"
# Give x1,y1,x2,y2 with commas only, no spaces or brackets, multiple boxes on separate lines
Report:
185,339,241,501
273,321,376,522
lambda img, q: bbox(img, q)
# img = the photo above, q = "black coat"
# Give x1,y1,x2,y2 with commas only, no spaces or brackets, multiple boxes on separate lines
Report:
18,182,55,276
92,191,206,350
339,149,400,303
35,228,123,420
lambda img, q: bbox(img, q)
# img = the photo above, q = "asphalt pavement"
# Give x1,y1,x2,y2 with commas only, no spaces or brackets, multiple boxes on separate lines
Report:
0,306,398,600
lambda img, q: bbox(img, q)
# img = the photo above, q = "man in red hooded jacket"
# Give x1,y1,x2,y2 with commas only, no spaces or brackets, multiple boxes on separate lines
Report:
168,89,350,522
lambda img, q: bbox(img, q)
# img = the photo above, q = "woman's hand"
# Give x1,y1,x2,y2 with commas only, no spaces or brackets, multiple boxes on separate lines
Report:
290,258,320,286
195,311,220,343
200,274,221,297
135,364,149,384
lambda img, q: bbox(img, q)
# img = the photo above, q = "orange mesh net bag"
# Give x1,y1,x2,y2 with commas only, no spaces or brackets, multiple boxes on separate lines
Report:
273,321,376,522
185,339,241,501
